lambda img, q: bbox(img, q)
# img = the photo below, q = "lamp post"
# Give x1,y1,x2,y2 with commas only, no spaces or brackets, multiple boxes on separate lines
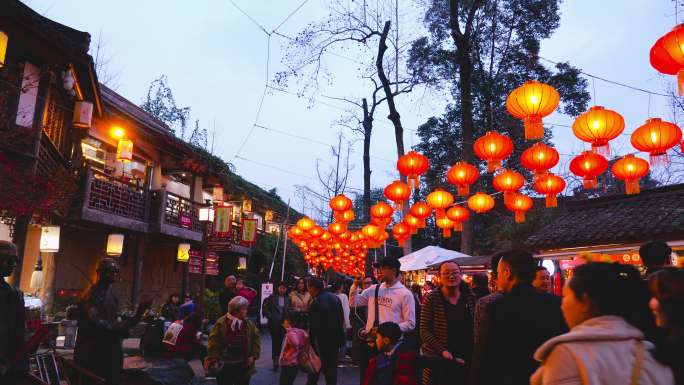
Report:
197,200,214,316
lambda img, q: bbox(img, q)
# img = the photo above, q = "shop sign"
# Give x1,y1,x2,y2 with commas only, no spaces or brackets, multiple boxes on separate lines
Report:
213,206,233,237
188,250,202,274
205,252,219,276
180,213,192,229
242,218,258,245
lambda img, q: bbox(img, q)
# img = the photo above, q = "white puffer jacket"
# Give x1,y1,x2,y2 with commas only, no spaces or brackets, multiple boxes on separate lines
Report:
531,315,674,385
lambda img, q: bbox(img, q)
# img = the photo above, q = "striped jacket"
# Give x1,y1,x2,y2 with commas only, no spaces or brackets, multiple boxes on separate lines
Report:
419,286,475,385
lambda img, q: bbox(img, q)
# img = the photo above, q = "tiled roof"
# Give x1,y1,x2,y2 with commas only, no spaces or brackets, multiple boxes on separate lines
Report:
525,183,684,249
100,84,172,135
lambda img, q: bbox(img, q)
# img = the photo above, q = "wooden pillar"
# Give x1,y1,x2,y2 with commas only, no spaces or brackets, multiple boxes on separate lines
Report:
9,217,29,288
131,234,146,306
42,252,57,313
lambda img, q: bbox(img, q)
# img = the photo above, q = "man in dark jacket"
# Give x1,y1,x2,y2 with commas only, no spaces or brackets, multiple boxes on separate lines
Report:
219,274,237,315
307,276,345,385
0,241,26,381
472,250,567,385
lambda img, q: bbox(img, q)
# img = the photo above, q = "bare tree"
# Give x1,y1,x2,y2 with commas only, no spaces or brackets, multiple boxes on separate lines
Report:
91,32,120,90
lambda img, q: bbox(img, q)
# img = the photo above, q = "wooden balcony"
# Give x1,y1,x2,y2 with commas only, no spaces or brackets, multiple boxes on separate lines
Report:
151,190,203,242
79,168,150,232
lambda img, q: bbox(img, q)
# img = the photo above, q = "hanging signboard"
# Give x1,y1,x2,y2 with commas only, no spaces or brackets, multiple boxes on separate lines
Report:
259,282,273,325
205,252,219,276
242,218,258,245
188,250,202,274
179,213,192,229
213,205,233,237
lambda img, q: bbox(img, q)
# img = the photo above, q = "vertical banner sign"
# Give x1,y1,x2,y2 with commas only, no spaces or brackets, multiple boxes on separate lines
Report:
205,252,219,276
242,218,258,245
188,250,202,274
213,205,233,237
260,283,273,325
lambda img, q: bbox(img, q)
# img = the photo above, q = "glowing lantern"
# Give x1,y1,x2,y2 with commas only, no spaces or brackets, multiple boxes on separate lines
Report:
492,169,525,205
534,173,566,208
238,256,247,270
309,226,324,238
335,209,355,223
362,224,380,239
391,222,411,246
116,139,133,163
446,205,469,232
289,226,305,240
264,210,274,222
403,214,421,234
467,192,495,214
435,217,454,238
177,243,191,262
242,198,252,213
611,154,650,195
520,142,560,179
474,131,514,172
650,24,684,95
383,180,411,211
370,201,394,228
569,151,609,189
106,233,125,256
328,222,346,236
330,194,353,212
72,101,94,129
630,118,682,166
572,106,625,155
397,151,429,190
39,225,61,252
506,80,560,140
0,31,7,67
212,186,224,203
426,188,454,220
296,217,316,231
446,162,479,196
409,201,431,228
505,193,533,223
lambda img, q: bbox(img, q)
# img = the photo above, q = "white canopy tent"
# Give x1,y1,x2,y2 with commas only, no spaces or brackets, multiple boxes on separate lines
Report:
399,245,471,272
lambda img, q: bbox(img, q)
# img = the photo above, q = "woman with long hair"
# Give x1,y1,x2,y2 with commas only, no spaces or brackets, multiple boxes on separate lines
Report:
649,267,684,384
532,263,673,385
420,261,475,385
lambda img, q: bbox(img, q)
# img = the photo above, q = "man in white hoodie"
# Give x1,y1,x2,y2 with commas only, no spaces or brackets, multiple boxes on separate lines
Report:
349,257,416,382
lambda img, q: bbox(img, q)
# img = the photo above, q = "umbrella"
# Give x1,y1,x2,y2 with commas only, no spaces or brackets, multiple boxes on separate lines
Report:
399,245,471,272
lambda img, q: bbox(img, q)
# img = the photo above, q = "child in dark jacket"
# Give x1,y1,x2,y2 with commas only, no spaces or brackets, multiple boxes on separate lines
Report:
362,322,417,385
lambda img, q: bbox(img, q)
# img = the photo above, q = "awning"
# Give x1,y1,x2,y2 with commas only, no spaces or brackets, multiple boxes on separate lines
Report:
399,246,471,272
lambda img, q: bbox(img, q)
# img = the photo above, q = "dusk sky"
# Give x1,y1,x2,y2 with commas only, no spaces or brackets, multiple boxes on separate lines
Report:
25,0,680,216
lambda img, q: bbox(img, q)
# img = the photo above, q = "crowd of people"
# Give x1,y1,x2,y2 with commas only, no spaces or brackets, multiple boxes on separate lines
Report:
0,239,683,385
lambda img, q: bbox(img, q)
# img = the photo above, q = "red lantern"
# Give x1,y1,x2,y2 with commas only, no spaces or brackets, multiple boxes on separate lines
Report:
384,180,411,211
474,131,514,173
611,154,650,195
446,161,479,196
296,216,316,231
630,118,682,166
534,173,566,208
506,80,560,140
572,106,625,155
330,194,353,212
409,201,431,228
504,193,533,223
328,222,346,236
403,214,420,234
392,222,411,246
650,24,684,95
446,205,469,232
335,209,355,223
467,192,495,214
492,169,525,205
370,201,394,228
397,151,429,190
520,142,560,180
569,151,609,189
426,188,454,220
435,217,454,238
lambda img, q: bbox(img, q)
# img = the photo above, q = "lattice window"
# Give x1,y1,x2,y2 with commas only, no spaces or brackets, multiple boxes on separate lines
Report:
164,193,201,232
42,83,69,156
88,172,146,221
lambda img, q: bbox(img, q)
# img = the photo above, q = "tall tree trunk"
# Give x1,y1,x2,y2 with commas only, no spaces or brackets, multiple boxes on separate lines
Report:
376,20,411,254
362,98,374,274
449,1,476,255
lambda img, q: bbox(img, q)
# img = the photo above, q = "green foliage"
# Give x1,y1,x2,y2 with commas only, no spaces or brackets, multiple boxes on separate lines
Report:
140,75,191,139
409,0,591,254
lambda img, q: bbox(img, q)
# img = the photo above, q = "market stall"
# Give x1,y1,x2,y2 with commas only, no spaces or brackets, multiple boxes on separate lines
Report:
399,246,471,286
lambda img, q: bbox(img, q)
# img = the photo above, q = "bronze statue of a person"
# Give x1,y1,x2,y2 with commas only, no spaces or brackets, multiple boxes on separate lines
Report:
0,241,26,381
74,258,149,385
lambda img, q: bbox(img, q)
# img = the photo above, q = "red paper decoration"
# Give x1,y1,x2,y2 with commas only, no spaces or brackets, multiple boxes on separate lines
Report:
329,194,353,212
504,193,533,223
467,192,495,214
384,180,411,211
397,151,429,191
520,142,560,180
572,106,625,155
426,188,454,220
534,173,566,208
569,151,609,189
630,118,682,166
611,154,650,195
474,131,514,173
650,24,684,95
446,205,470,232
506,80,560,140
446,161,479,196
493,169,525,205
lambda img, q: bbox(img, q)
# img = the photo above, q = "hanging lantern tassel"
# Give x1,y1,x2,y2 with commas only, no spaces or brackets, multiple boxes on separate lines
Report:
678,69,684,96
545,194,557,208
592,143,611,157
409,176,419,192
583,177,598,189
453,221,463,232
435,208,445,220
487,160,501,173
524,115,544,140
514,211,526,223
626,179,640,195
457,185,469,196
650,153,669,168
503,191,514,205
443,227,451,238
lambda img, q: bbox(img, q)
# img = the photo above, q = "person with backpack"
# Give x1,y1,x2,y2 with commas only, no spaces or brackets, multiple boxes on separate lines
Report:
362,322,418,385
279,313,321,385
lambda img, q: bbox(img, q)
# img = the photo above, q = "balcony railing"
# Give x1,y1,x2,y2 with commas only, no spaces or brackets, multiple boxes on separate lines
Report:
164,192,202,233
86,169,147,221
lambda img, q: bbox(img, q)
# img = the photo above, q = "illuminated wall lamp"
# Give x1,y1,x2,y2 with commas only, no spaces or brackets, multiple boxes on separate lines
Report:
106,233,125,256
177,243,191,262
